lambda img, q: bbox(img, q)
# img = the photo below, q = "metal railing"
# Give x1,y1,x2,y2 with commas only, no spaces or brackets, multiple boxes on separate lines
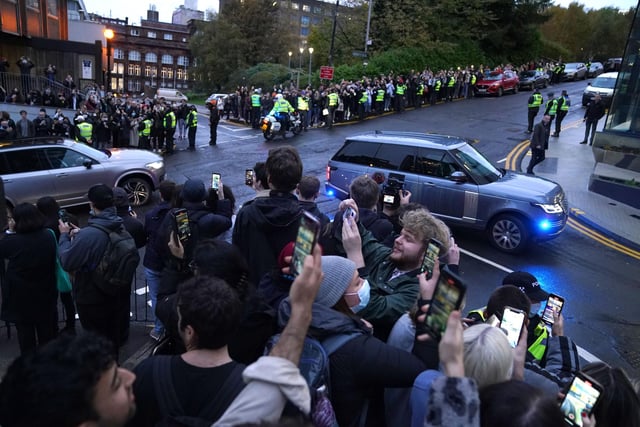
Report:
0,72,77,104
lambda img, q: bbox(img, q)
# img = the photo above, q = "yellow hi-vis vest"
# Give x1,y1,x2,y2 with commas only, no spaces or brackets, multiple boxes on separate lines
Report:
297,96,309,111
76,122,92,141
529,93,543,108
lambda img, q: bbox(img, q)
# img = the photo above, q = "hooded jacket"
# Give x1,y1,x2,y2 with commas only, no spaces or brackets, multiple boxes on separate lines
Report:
233,191,302,285
58,207,125,305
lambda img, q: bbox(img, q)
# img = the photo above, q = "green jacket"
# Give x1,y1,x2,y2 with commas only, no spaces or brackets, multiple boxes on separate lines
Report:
336,223,419,340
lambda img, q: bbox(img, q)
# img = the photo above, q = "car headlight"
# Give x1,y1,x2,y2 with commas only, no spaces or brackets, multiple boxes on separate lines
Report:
145,161,164,170
535,203,564,214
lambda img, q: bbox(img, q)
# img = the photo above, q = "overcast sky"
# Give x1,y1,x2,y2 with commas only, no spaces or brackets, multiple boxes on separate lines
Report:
82,0,637,26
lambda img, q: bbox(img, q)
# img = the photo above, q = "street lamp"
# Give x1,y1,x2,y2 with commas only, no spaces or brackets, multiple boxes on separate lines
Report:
288,51,292,81
297,47,304,88
104,28,114,90
308,47,314,87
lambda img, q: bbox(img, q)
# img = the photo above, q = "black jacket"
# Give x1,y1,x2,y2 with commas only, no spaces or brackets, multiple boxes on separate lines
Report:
232,192,302,285
584,100,605,122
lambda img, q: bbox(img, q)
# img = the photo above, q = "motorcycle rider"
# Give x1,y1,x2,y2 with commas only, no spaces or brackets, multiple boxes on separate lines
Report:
269,93,295,132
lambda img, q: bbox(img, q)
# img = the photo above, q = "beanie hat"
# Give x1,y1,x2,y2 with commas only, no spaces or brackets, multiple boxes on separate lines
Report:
181,179,206,203
315,256,356,308
112,187,129,208
502,271,549,303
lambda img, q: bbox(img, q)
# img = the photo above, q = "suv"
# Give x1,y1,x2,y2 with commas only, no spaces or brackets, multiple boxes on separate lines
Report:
325,131,568,253
475,71,519,97
0,138,165,208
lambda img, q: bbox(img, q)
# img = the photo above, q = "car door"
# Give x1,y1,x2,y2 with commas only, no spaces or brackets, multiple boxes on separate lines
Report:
415,148,479,225
329,140,380,197
370,143,420,197
0,148,57,206
43,146,107,206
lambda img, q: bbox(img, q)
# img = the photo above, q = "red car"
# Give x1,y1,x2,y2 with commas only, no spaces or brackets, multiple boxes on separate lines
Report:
475,71,519,97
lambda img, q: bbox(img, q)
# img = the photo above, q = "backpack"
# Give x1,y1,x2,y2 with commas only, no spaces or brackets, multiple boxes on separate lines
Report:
90,224,140,296
152,356,245,427
264,333,361,427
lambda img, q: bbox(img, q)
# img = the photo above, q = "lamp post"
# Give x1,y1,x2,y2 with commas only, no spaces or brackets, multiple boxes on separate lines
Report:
297,47,304,89
308,47,314,87
288,51,292,81
104,28,114,90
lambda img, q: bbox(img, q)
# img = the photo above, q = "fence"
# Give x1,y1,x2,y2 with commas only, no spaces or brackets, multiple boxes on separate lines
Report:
0,72,76,104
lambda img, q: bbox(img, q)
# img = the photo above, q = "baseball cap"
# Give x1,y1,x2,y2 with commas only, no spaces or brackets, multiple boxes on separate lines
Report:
502,271,549,303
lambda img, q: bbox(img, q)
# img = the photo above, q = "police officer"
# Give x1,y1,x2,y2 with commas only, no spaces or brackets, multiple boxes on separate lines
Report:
269,93,295,131
544,92,558,132
75,115,93,145
138,114,153,150
250,89,262,129
163,106,177,155
185,105,198,150
552,90,570,137
326,88,339,129
297,90,310,131
395,78,406,112
207,99,220,146
527,88,543,133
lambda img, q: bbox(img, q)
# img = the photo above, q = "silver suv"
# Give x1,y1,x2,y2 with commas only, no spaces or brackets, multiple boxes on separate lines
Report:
0,138,165,208
325,131,568,253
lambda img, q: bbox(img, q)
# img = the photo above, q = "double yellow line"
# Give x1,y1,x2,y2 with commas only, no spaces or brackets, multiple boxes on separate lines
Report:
504,135,640,260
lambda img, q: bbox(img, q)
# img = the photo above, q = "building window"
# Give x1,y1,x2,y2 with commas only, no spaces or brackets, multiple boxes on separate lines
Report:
130,29,139,36
301,16,310,27
145,52,157,63
145,65,157,77
164,33,173,40
113,48,124,60
177,56,189,67
128,51,141,61
26,0,39,10
291,2,299,10
300,27,309,36
148,31,157,38
177,68,188,81
47,0,58,15
161,54,173,65
128,80,141,92
161,67,174,79
313,6,322,14
312,16,321,25
182,37,187,42
303,4,310,12
128,64,141,76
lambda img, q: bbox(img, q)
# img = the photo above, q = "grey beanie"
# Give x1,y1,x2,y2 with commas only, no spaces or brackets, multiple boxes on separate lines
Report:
315,256,357,308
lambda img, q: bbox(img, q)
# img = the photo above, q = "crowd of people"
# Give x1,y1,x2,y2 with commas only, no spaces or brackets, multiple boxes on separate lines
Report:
0,143,638,427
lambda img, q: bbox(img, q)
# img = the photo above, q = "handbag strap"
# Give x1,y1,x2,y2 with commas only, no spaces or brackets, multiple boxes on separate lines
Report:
47,228,59,256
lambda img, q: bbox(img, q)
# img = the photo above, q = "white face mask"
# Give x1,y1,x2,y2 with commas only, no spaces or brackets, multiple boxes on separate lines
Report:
347,279,371,313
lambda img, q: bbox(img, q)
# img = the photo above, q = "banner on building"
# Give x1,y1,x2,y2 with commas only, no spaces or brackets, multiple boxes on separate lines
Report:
82,60,92,79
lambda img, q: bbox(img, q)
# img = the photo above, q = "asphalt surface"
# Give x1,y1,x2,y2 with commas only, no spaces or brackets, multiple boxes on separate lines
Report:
0,82,638,378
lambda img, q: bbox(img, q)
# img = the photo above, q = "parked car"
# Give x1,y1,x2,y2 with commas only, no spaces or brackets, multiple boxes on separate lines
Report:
582,72,618,107
325,131,568,253
587,62,604,78
475,71,519,96
518,70,549,90
0,137,165,208
155,89,188,103
604,58,622,72
562,63,587,81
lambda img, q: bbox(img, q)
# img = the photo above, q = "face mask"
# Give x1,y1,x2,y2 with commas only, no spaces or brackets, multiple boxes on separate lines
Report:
347,279,371,313
530,302,541,317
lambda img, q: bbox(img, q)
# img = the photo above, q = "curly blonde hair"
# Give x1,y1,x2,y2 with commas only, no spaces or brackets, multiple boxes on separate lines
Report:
400,208,451,255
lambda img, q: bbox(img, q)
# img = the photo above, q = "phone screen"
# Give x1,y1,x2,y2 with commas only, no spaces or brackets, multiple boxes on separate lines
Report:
500,306,526,348
541,294,565,325
174,209,191,242
211,173,221,190
423,268,466,340
343,207,355,221
421,239,442,277
560,374,602,426
58,209,69,223
245,169,254,186
383,194,395,204
290,212,321,276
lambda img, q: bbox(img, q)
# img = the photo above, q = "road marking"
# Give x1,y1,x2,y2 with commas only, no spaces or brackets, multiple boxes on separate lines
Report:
567,217,640,260
460,246,601,364
497,158,507,164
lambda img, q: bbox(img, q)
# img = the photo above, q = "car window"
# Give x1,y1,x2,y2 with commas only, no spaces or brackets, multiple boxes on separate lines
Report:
417,148,461,178
44,147,94,169
450,145,502,184
0,149,48,174
591,77,617,89
333,141,379,166
373,144,416,172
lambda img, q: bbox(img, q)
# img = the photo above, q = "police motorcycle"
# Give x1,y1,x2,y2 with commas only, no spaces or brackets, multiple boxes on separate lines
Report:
261,111,302,141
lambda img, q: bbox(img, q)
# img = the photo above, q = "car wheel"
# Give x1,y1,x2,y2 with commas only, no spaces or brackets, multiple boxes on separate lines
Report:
119,177,152,206
488,214,530,253
497,87,504,97
513,85,518,94
263,130,275,141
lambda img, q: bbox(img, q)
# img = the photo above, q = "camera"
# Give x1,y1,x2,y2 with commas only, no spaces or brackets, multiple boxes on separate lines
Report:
382,173,405,207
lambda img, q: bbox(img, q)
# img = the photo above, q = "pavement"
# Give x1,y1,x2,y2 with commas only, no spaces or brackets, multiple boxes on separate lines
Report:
1,102,639,377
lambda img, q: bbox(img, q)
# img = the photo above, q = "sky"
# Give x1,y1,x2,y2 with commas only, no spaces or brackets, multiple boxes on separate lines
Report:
82,0,636,25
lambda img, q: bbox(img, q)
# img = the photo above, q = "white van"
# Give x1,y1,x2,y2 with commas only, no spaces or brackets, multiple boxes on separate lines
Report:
155,89,188,102
582,72,618,107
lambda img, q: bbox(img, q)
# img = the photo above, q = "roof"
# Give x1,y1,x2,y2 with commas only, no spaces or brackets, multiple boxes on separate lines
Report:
345,130,469,149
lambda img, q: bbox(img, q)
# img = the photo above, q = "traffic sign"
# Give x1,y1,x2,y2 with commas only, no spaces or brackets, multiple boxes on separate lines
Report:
352,51,368,58
320,66,334,80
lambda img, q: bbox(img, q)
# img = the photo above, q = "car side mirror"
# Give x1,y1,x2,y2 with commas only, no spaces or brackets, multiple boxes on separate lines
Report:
83,159,92,169
449,171,467,183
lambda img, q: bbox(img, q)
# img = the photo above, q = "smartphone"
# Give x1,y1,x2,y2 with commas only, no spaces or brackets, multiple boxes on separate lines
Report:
343,207,355,221
211,173,221,190
58,209,69,223
245,169,254,186
500,306,526,348
423,267,467,341
420,238,442,278
541,293,565,325
172,208,191,242
560,373,603,426
290,211,321,276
